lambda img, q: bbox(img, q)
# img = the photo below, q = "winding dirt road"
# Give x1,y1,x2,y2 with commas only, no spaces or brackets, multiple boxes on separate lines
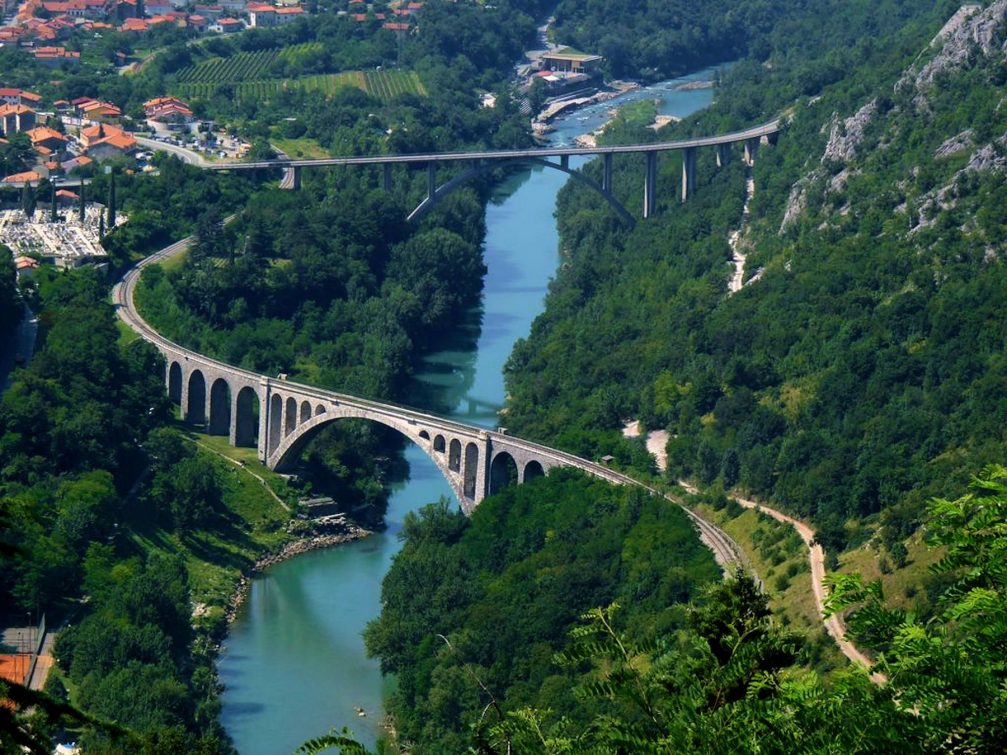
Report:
678,481,882,680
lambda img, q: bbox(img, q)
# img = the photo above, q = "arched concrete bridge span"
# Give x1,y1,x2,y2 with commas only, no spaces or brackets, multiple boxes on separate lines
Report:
407,155,635,226
199,118,782,221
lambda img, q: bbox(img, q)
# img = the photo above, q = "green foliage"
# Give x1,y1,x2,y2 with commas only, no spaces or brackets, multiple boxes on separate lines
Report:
828,464,1007,751
175,69,426,104
363,471,719,752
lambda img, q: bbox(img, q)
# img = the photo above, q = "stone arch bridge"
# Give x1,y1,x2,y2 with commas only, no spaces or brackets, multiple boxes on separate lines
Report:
114,237,666,514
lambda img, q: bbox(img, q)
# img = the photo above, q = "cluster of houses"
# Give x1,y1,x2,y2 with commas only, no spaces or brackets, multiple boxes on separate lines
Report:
0,86,199,185
0,0,423,48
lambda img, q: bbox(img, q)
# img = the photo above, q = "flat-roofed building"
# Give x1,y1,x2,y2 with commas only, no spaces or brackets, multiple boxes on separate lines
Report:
541,48,603,76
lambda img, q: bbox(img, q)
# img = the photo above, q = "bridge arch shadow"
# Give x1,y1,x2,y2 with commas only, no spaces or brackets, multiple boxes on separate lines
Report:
409,158,636,227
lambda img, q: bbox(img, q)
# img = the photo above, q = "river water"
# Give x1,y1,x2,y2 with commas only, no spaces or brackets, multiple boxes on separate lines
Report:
217,67,721,754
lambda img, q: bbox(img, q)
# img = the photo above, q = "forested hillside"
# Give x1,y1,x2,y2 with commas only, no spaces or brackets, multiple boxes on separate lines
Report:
364,471,719,753
505,1,1007,555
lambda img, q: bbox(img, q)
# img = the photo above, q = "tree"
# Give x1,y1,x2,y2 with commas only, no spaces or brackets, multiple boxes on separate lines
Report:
20,182,35,219
828,464,1007,752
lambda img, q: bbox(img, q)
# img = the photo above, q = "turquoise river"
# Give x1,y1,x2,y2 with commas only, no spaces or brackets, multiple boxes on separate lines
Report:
218,68,720,754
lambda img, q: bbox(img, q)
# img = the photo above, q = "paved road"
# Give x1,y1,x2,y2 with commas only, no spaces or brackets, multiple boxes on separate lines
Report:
135,136,209,167
201,119,783,171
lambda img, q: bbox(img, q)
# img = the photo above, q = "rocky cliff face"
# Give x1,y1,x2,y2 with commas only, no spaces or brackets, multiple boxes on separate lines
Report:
780,2,1007,238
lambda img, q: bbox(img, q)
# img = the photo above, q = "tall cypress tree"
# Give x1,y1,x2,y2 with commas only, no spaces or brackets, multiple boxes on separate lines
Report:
21,182,35,220
78,182,86,223
50,183,57,223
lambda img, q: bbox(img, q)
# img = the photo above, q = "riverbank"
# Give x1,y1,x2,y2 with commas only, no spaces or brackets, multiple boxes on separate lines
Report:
532,80,640,133
224,524,374,623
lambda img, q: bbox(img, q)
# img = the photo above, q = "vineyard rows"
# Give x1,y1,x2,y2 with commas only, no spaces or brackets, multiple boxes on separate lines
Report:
175,43,324,84
174,70,426,103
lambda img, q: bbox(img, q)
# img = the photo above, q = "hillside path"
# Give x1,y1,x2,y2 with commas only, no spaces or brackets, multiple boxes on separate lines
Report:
679,481,883,681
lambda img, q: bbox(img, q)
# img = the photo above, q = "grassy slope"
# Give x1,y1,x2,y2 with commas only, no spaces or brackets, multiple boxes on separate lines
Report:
122,427,295,623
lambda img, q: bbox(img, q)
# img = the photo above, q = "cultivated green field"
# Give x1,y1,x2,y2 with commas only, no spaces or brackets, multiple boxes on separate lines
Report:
174,43,426,103
175,43,325,83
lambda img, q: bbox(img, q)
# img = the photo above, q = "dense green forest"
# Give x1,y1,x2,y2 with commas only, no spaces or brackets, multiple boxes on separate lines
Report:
355,1,1007,752
363,471,720,753
0,247,21,340
0,268,237,752
551,0,961,83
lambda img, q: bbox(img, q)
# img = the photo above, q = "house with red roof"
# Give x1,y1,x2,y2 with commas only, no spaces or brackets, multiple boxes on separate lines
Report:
80,123,137,160
32,47,82,67
144,96,194,130
1,170,45,185
0,88,43,106
0,104,37,136
211,16,242,31
26,125,68,154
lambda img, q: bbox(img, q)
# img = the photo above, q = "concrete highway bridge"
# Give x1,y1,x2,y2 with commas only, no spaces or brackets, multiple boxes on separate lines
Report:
112,236,742,564
203,119,782,224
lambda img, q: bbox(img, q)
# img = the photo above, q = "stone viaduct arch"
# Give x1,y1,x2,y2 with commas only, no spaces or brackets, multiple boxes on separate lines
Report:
153,347,579,512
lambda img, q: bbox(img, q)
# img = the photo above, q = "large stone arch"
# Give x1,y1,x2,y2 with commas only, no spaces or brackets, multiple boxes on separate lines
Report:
235,386,259,447
267,409,471,505
489,451,518,495
186,370,206,424
408,157,635,227
208,378,231,436
168,362,182,405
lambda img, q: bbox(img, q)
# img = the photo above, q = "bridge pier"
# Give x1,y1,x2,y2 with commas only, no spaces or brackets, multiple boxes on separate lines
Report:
744,138,759,167
426,163,436,202
291,166,301,191
602,153,613,193
717,143,730,168
643,151,657,219
470,432,491,510
681,147,697,202
560,154,569,170
383,163,393,192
